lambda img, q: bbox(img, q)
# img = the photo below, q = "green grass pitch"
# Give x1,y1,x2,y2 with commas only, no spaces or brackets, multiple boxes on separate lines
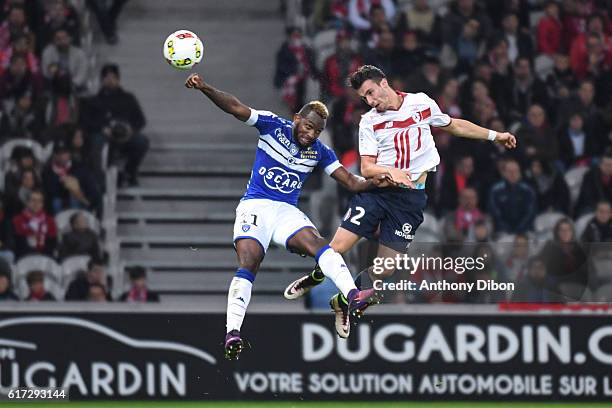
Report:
2,402,610,408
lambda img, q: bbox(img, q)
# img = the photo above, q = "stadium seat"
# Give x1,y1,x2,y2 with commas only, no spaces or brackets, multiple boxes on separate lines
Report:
41,142,54,163
534,211,566,234
594,284,612,302
1,139,44,171
312,28,339,71
493,233,517,259
420,212,440,237
580,288,594,302
61,255,91,286
564,166,589,205
534,54,554,80
593,259,612,282
15,255,63,297
574,212,594,239
55,209,101,235
557,282,586,301
413,230,440,243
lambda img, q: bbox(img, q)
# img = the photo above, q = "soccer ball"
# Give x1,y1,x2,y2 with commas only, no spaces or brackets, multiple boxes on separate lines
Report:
163,30,203,70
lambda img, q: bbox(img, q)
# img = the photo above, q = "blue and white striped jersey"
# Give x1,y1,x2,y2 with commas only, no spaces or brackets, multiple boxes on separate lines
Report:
242,109,341,206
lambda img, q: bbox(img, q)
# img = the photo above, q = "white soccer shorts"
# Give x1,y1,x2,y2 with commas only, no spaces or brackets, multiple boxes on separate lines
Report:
233,198,316,253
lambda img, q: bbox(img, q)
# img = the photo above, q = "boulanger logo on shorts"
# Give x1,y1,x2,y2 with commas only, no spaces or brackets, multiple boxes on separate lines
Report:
259,166,303,194
395,223,414,240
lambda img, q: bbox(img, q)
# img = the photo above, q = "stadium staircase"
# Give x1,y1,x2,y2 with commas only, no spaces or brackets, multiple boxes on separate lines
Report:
97,0,313,303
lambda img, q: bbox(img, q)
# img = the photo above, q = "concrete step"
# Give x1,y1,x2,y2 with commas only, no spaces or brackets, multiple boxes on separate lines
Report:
147,270,302,292
158,294,307,311
137,175,248,189
121,246,304,269
118,223,232,237
118,187,246,199
143,150,256,167
119,235,229,246
121,247,311,269
140,164,251,175
147,132,255,146
150,142,254,152
117,211,234,223
116,197,311,214
116,198,238,214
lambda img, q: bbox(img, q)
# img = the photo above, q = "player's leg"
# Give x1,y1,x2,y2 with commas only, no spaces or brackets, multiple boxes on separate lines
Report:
284,193,381,300
284,226,361,299
225,200,273,360
287,227,379,310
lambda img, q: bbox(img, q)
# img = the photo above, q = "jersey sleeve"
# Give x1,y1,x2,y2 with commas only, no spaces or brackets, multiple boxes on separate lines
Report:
425,95,452,127
358,117,378,156
319,143,342,176
245,109,285,134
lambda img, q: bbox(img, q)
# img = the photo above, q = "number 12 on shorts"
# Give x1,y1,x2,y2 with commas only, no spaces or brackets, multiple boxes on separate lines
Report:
343,206,365,225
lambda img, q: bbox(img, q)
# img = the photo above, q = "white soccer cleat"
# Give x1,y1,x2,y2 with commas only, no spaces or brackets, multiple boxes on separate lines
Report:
329,293,350,338
283,269,324,300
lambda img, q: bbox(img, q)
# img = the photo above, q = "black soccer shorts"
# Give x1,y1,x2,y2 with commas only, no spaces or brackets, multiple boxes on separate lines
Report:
339,187,427,252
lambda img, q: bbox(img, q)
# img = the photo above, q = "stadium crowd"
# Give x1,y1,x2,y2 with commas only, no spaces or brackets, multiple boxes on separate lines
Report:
278,0,612,303
0,0,152,302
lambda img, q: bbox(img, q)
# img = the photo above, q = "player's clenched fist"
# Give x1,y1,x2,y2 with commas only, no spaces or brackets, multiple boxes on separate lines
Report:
495,132,517,149
185,73,205,90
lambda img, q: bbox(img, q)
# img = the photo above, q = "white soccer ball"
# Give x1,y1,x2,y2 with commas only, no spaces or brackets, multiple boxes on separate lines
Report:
163,30,203,70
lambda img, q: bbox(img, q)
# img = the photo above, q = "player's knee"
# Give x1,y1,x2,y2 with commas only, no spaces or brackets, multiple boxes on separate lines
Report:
308,236,331,257
329,237,351,254
237,255,261,274
287,228,329,257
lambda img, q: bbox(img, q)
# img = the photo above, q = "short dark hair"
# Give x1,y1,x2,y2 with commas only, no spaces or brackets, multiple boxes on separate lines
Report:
348,65,386,90
604,147,612,160
69,211,84,228
298,100,329,120
101,63,120,79
26,270,44,285
127,266,146,281
87,258,105,271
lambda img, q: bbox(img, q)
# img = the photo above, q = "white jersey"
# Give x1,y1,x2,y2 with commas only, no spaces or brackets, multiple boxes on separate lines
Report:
358,91,451,181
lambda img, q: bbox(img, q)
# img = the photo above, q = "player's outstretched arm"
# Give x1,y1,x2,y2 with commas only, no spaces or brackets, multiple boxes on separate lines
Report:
330,166,394,192
442,118,517,149
185,73,251,122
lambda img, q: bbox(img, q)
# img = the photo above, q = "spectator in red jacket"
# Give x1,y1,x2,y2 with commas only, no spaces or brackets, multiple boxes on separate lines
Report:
12,189,57,259
537,1,562,55
0,5,31,52
569,13,612,79
321,30,362,100
562,0,589,52
0,33,39,76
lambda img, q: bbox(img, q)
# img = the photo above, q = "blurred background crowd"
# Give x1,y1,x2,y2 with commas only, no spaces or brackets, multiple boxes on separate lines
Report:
0,0,153,303
274,0,612,305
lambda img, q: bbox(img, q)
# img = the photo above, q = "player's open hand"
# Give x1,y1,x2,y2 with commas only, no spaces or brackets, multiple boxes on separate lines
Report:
185,73,205,90
388,167,415,189
495,132,517,149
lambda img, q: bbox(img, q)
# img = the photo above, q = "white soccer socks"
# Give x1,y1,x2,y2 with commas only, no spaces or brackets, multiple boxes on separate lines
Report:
315,245,357,298
226,268,254,333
